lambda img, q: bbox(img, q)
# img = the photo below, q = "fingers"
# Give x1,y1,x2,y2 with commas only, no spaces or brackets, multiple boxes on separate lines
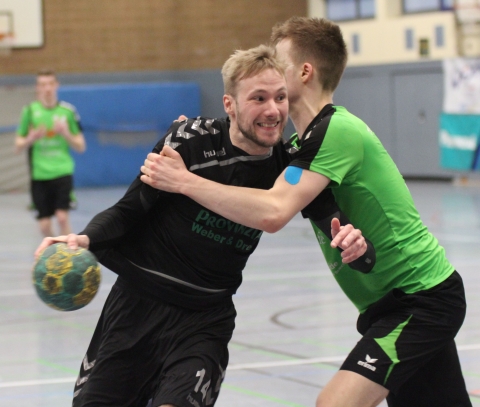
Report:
340,239,367,263
66,234,79,250
331,217,341,240
175,115,188,122
34,235,67,260
330,222,367,263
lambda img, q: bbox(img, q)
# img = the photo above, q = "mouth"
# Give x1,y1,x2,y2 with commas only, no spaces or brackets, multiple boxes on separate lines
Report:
257,121,280,128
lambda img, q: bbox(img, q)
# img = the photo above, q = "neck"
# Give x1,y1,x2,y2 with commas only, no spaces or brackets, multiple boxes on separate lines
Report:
289,88,333,139
39,97,57,109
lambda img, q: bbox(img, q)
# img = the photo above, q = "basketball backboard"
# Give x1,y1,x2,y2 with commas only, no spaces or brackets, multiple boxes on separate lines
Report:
0,0,43,48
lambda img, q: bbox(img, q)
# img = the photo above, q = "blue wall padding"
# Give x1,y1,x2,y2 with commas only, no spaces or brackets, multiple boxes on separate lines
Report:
58,82,200,187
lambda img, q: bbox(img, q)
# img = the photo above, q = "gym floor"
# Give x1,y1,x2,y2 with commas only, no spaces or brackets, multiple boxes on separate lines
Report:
0,180,479,406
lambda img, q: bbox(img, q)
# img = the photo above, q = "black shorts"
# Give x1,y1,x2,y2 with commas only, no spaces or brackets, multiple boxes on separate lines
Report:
31,175,73,219
73,277,236,407
340,271,471,407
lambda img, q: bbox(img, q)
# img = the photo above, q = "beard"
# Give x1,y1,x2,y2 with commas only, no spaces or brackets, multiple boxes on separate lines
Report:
236,111,285,149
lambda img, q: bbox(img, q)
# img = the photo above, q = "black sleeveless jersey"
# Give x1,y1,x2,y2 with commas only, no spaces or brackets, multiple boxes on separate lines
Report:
81,117,290,309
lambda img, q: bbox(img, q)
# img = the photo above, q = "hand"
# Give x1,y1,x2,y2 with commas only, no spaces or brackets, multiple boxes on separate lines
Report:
28,126,46,142
330,218,367,263
175,115,188,122
140,146,190,193
52,117,70,137
34,234,90,260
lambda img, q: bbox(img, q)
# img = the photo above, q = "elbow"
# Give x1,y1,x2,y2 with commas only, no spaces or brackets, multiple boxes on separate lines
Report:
258,209,290,234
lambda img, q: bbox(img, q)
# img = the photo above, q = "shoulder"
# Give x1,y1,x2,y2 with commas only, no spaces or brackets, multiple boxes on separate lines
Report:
58,101,81,119
163,116,229,150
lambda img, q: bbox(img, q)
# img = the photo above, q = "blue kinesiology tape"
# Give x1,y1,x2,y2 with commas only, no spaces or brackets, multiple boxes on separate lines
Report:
284,166,303,185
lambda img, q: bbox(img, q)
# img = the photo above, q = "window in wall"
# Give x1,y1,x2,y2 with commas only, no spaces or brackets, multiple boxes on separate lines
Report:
352,33,360,54
435,25,444,47
403,0,453,14
405,28,414,49
326,0,375,21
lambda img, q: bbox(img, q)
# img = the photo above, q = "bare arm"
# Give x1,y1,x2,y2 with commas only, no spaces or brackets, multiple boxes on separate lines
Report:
14,126,46,154
53,119,86,153
141,145,329,233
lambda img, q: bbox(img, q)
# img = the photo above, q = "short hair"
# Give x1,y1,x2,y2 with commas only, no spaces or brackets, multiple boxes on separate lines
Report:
271,17,347,92
221,44,286,97
36,69,56,78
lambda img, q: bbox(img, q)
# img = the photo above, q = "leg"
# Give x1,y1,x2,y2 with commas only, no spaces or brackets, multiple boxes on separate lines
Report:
387,340,472,407
31,180,55,236
55,208,72,235
51,175,73,235
73,282,154,407
38,216,53,237
150,302,235,407
317,370,388,407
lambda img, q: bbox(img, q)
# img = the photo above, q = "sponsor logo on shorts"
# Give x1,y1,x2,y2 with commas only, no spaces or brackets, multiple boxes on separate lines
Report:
357,354,378,371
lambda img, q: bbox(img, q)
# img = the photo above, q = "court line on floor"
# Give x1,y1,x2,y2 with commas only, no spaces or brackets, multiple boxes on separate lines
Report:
1,345,479,389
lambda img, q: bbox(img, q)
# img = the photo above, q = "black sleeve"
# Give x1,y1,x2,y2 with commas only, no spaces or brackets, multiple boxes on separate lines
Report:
301,189,376,273
308,210,376,274
79,177,163,251
79,119,187,250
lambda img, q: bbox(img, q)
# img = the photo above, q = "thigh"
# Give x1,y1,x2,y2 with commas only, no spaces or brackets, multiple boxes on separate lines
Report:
51,175,73,211
342,273,468,398
151,305,235,407
73,283,156,407
387,340,472,407
31,180,54,219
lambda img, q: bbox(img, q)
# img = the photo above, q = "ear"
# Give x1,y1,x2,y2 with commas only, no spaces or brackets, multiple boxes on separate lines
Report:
301,62,314,84
223,94,235,117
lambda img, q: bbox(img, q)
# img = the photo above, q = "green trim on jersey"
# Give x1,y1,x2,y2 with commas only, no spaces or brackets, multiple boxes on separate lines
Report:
290,105,454,313
17,101,81,180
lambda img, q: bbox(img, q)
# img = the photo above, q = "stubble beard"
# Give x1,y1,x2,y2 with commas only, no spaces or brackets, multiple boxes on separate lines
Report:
237,116,285,149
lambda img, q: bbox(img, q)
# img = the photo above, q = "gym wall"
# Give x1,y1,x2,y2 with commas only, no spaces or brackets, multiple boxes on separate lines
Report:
0,0,306,75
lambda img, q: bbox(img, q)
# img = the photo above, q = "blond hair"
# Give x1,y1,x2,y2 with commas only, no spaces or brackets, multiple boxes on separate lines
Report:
271,17,347,92
221,44,286,97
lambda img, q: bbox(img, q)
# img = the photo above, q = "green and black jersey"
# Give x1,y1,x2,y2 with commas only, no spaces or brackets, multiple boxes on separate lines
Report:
289,104,454,313
17,100,82,181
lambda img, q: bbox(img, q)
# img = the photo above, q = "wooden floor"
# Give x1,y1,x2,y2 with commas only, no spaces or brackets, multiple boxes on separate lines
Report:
0,180,479,406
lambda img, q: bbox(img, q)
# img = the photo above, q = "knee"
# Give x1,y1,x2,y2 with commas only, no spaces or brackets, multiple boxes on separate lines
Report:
56,210,68,223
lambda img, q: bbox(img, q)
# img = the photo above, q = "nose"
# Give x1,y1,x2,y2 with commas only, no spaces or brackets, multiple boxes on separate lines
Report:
264,98,281,117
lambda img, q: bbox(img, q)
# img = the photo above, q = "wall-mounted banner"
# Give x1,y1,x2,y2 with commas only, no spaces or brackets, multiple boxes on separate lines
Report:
439,113,480,170
443,58,480,114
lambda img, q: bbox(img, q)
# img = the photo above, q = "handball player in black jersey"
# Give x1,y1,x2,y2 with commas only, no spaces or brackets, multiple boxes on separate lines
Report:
34,45,370,407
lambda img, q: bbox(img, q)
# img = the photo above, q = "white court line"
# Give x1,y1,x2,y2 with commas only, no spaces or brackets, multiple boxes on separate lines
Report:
0,345,478,389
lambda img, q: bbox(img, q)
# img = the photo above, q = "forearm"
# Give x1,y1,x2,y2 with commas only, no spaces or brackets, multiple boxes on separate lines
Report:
178,171,286,232
15,134,36,153
63,132,86,152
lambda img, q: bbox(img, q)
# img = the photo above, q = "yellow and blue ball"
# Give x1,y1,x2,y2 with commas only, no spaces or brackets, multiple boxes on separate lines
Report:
33,243,101,311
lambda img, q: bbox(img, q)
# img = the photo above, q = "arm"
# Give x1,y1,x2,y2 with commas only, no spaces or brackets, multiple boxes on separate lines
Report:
53,118,86,153
34,177,161,259
15,126,46,153
141,145,329,233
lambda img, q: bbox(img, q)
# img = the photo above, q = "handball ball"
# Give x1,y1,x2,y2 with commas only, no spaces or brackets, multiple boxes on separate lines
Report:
33,243,101,311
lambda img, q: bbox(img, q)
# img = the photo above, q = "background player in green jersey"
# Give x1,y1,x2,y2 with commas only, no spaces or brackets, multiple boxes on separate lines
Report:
141,17,472,407
15,70,86,237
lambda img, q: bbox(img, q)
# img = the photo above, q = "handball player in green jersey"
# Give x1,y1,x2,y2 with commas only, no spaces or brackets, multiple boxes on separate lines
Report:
142,17,472,407
15,70,85,237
